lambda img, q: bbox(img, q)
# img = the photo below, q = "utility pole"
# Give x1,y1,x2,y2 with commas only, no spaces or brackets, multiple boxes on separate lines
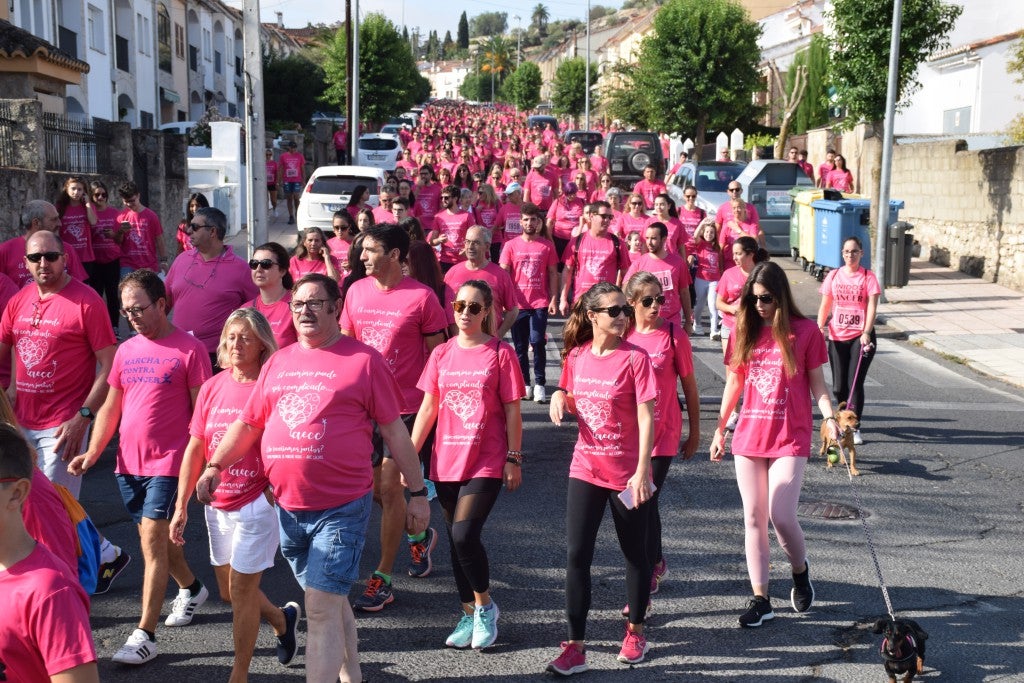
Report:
345,0,353,152
874,0,903,301
242,0,267,255
351,0,360,153
584,0,591,130
514,15,521,67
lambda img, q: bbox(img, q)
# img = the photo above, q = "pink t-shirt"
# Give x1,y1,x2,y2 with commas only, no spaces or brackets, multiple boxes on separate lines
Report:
819,266,880,342
728,318,828,458
626,323,694,456
475,203,501,240
678,207,706,252
619,213,650,241
117,207,164,270
166,246,259,353
818,163,835,183
340,276,449,414
0,236,89,287
279,151,305,182
190,371,269,511
523,169,555,211
546,197,585,241
647,215,688,256
289,254,341,280
109,327,212,476
826,169,854,192
249,293,297,349
326,236,351,267
0,272,19,389
266,159,280,185
715,202,761,254
562,233,629,294
499,236,559,309
431,209,474,265
417,338,525,481
590,154,608,175
692,241,724,282
23,467,78,576
443,261,518,326
495,202,522,239
632,179,666,209
59,203,96,263
0,279,116,429
414,182,443,230
91,206,122,263
560,341,658,489
623,252,690,324
0,544,96,681
240,336,402,511
717,265,749,330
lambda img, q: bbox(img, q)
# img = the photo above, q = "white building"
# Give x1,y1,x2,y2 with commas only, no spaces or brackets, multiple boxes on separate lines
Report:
421,60,472,100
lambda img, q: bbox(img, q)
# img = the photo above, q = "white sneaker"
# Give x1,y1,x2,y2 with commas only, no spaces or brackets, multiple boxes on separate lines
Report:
692,323,705,335
853,429,864,445
112,628,157,664
533,385,548,404
164,584,209,626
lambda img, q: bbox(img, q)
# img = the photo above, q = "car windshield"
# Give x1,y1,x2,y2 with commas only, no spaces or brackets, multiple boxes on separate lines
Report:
359,138,398,151
612,135,656,154
309,176,379,195
694,166,744,193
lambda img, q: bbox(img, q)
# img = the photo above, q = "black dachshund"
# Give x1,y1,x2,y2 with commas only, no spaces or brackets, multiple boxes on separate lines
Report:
873,618,929,683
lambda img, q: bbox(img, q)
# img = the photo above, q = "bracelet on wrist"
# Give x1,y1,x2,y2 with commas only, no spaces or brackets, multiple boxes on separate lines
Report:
206,462,223,471
506,450,523,466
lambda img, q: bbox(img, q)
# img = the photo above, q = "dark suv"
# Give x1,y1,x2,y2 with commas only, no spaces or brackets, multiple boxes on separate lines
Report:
603,132,664,187
562,130,604,154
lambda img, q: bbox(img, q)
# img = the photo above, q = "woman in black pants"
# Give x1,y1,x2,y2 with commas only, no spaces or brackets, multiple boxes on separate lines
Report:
547,282,658,675
88,181,122,333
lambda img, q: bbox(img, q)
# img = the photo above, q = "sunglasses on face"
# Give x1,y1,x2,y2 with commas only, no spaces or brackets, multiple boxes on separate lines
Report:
748,293,776,304
452,300,485,315
591,304,634,318
728,187,742,193
26,252,63,263
640,295,666,308
93,192,108,199
629,201,643,206
248,259,278,270
684,194,697,199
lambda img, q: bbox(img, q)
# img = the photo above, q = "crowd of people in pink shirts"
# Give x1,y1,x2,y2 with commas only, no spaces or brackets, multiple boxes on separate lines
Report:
0,102,878,681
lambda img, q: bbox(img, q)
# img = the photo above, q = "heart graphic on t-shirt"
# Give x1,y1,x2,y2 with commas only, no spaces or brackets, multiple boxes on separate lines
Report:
209,429,225,453
361,326,392,354
520,259,539,280
64,223,84,241
277,392,321,431
748,365,781,402
16,337,46,369
442,389,481,426
584,259,604,278
576,398,611,432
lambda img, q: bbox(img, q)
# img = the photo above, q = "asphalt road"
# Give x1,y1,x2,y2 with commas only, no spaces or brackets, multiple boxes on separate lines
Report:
80,258,1024,682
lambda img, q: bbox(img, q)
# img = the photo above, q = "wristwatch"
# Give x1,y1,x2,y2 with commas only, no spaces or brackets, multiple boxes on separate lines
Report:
408,487,428,498
79,407,95,420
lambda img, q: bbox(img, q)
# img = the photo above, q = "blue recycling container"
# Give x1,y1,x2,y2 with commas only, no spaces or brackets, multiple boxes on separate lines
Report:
808,199,904,270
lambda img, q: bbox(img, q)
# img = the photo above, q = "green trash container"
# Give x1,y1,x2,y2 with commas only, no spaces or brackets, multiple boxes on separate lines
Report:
794,189,823,271
788,187,803,260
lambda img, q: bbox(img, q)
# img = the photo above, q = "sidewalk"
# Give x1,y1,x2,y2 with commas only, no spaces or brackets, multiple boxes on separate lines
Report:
877,258,1024,389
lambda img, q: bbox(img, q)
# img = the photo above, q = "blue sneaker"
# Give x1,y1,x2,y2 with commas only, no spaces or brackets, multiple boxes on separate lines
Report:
408,527,438,578
276,601,301,665
353,575,394,612
471,601,499,649
445,612,475,649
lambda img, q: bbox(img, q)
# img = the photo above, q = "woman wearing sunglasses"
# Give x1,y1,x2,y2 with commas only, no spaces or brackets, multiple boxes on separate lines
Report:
547,282,658,674
247,242,296,349
623,272,699,608
620,192,650,245
710,261,839,628
409,280,525,651
89,180,123,331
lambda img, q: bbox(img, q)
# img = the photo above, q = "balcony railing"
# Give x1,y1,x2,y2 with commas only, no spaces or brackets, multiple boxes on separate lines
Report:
43,112,110,174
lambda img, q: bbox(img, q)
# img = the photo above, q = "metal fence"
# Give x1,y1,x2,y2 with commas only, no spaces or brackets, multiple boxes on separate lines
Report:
43,112,108,174
0,101,18,168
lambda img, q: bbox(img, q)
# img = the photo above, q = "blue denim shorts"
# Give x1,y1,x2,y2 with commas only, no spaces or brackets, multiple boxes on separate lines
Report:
277,492,372,595
116,474,179,524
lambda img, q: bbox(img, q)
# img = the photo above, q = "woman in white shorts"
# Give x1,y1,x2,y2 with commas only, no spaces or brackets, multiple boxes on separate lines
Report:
171,308,300,680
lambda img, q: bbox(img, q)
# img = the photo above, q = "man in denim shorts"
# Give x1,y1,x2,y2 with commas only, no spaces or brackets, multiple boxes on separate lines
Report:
196,273,431,683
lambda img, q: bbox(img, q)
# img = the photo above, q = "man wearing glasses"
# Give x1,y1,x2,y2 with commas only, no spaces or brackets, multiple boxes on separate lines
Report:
165,207,257,371
116,181,168,276
69,269,212,664
444,226,520,339
559,201,630,316
413,165,442,232
428,185,474,273
0,200,89,288
715,182,765,253
193,272,430,683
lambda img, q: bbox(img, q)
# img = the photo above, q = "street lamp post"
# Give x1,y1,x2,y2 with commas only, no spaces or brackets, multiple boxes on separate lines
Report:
514,15,521,67
584,0,590,130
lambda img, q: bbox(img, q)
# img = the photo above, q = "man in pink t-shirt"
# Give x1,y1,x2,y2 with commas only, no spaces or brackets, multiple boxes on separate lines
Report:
523,155,558,212
817,149,836,189
413,167,443,231
0,425,98,683
279,140,307,225
624,222,693,327
428,186,474,271
69,270,212,665
559,201,630,315
371,184,395,224
194,273,430,683
0,200,89,287
716,181,765,252
632,165,667,210
0,230,116,499
495,182,524,242
443,226,520,338
340,225,447,612
116,181,168,274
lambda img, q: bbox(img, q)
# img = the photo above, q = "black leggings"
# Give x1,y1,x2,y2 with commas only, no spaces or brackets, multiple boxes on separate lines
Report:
646,457,673,568
88,259,121,328
434,477,502,604
827,330,876,418
566,477,651,639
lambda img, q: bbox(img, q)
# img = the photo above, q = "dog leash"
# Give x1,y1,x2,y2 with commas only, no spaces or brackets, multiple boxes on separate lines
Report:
844,344,870,414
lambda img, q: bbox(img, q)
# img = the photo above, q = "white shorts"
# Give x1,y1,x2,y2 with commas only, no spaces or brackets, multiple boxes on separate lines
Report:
204,493,280,574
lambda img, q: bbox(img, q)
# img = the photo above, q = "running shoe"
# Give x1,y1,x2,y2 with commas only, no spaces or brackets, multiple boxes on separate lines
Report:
547,642,588,676
738,596,774,628
620,600,653,618
112,629,157,665
276,601,301,665
471,601,499,649
353,575,394,612
853,429,864,445
692,324,705,335
445,612,475,649
94,549,131,595
534,385,548,403
408,527,438,578
650,557,668,594
164,583,208,626
791,560,815,613
617,628,650,664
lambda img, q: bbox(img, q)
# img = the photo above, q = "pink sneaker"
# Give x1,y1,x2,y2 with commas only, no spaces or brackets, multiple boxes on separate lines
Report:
621,600,653,618
617,628,650,664
547,642,588,676
650,557,668,594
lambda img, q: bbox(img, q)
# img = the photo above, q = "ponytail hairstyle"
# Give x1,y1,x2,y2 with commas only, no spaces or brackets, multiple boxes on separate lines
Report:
731,261,803,377
561,281,623,361
733,235,769,265
623,271,662,334
457,279,495,336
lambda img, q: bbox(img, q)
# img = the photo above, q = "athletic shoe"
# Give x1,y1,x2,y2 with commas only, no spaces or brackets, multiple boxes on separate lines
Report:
94,549,131,595
692,324,705,336
112,628,157,665
711,331,721,341
547,642,588,676
354,575,394,612
738,596,774,628
445,612,475,649
620,600,653,618
287,216,295,224
853,429,864,445
276,601,301,665
725,411,740,432
650,557,668,594
617,628,650,664
791,560,815,613
533,384,548,404
164,584,208,626
471,601,499,649
408,527,438,578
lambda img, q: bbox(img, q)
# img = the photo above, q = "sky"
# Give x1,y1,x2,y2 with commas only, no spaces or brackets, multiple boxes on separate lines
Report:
252,0,598,40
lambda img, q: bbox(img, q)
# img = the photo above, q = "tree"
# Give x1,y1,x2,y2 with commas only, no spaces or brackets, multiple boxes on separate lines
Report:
532,4,549,36
603,61,655,131
262,50,326,127
788,33,831,134
631,0,763,159
1008,38,1024,143
480,35,515,96
590,5,613,21
470,12,508,38
321,13,424,124
502,62,543,110
460,71,489,102
457,11,470,50
442,30,455,58
551,57,598,121
769,59,807,159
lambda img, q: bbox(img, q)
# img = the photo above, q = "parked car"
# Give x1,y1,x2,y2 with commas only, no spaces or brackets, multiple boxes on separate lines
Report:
310,111,346,126
562,130,604,154
666,160,748,218
356,133,404,172
603,131,665,187
296,165,386,233
526,114,558,131
379,124,404,136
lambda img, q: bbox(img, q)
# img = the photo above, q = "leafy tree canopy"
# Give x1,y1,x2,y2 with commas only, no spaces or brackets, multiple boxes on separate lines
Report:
457,12,470,50
470,12,508,38
262,50,326,126
502,62,543,111
551,57,598,119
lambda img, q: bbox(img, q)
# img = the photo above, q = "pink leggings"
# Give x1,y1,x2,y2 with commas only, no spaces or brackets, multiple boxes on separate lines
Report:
733,455,807,589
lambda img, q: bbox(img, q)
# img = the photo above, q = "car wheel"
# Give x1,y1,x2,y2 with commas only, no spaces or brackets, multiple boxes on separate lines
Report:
628,151,651,173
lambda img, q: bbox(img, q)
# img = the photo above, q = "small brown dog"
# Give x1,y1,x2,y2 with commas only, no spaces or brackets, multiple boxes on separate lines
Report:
820,403,860,475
